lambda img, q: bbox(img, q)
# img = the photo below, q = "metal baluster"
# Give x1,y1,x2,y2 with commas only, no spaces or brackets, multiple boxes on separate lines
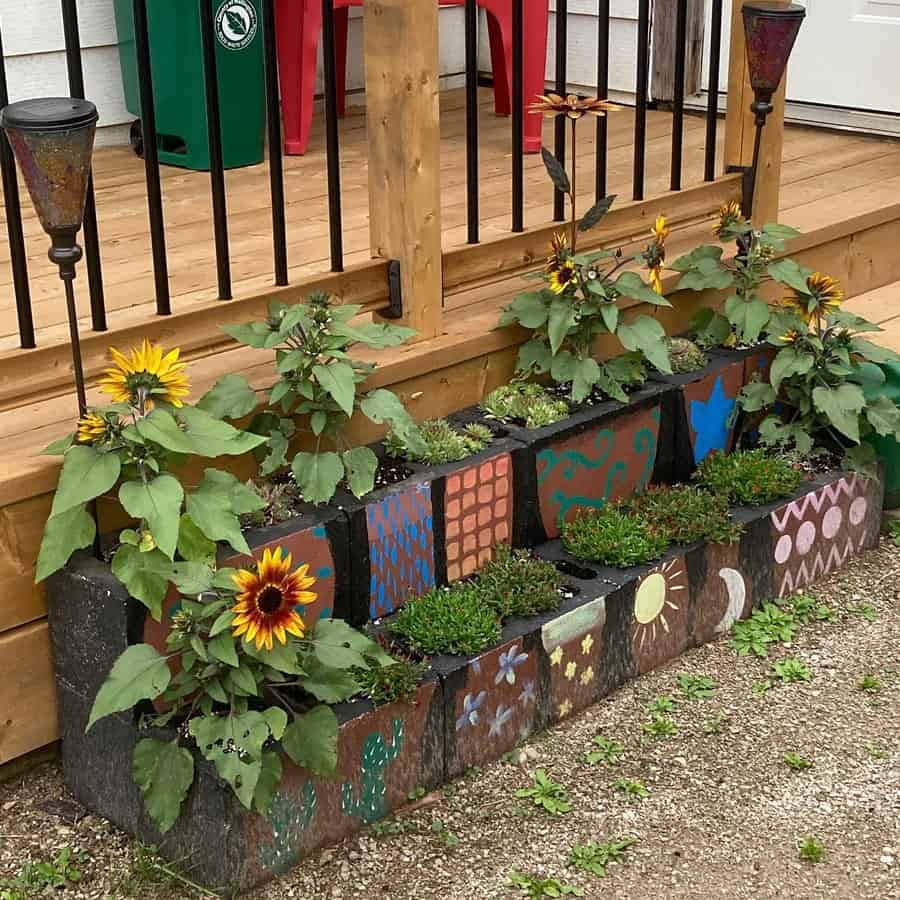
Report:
321,0,344,272
465,0,479,243
670,0,688,190
704,0,724,182
553,0,567,222
632,0,651,200
133,0,171,315
595,0,609,202
511,0,524,232
262,0,288,284
61,0,107,330
199,0,232,299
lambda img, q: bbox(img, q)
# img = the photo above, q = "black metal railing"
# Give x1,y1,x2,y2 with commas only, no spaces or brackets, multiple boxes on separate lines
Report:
0,0,348,350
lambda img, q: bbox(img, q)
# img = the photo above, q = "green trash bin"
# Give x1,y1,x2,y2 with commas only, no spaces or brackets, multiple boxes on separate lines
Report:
113,0,265,170
862,361,900,509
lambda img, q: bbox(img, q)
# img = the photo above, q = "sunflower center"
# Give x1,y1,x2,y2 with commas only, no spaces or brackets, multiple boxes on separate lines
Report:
256,585,285,615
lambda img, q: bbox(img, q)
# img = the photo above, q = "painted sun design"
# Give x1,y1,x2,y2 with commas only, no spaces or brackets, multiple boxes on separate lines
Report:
632,558,687,650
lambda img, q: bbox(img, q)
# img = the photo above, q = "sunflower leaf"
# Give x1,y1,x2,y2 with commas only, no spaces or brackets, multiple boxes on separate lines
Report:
342,447,378,498
767,258,814,294
111,545,173,620
177,514,217,565
119,474,184,561
207,633,240,668
132,739,194,834
88,644,171,731
50,445,121,518
252,751,283,816
615,272,671,306
35,504,97,583
282,705,339,775
291,451,344,505
312,361,357,418
186,469,264,556
548,297,578,355
196,374,258,420
617,315,671,374
297,657,361,703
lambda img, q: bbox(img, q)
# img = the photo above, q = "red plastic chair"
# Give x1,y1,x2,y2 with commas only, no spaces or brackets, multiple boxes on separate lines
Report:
275,0,549,156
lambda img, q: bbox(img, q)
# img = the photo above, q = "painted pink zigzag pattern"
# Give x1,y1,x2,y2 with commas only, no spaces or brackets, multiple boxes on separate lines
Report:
777,534,864,596
770,474,863,533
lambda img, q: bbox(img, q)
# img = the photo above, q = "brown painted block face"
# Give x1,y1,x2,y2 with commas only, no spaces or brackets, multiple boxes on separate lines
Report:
771,473,882,597
630,555,691,675
144,521,337,658
444,452,514,582
536,404,661,539
691,541,754,646
542,596,606,722
682,359,743,466
449,637,540,772
246,681,439,880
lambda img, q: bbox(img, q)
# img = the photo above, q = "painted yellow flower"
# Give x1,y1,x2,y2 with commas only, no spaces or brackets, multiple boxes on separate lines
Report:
715,199,744,237
558,700,573,718
549,646,564,666
529,93,621,120
579,666,595,686
230,546,317,652
781,273,844,324
100,339,190,409
581,634,594,655
564,661,577,681
76,412,109,444
547,258,578,295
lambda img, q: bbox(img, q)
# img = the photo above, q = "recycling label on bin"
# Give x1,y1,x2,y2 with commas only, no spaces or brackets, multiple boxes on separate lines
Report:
215,0,258,50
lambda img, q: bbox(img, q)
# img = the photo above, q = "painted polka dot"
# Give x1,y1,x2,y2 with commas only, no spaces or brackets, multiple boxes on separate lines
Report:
774,534,793,564
796,521,816,556
822,505,843,540
850,495,868,526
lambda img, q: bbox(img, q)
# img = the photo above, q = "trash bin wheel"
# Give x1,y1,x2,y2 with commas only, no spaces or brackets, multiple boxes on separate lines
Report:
129,119,144,159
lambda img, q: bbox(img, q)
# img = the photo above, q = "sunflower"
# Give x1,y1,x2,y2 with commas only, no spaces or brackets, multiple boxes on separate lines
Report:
99,339,190,410
644,215,668,294
76,412,109,444
779,328,802,345
650,215,670,246
529,93,621,120
230,546,317,651
781,273,844,324
547,258,578,295
715,200,744,237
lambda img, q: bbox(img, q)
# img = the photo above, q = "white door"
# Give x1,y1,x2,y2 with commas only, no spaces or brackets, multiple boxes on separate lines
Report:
701,0,900,133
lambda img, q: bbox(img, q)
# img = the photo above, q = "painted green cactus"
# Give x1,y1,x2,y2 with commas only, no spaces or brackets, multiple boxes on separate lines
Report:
340,718,405,824
258,781,317,875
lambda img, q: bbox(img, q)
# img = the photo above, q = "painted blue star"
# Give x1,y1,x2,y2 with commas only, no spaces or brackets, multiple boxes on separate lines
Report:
689,375,736,464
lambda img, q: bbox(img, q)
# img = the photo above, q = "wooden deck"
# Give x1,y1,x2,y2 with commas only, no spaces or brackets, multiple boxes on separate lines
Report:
2,88,900,353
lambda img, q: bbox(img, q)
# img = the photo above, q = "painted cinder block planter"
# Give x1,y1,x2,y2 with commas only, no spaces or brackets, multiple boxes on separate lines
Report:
339,425,530,624
46,555,445,894
468,381,678,545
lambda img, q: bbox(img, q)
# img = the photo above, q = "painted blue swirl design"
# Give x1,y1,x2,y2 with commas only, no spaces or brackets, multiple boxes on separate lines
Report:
537,429,614,485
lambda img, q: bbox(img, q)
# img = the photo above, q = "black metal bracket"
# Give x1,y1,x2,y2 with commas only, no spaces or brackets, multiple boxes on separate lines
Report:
379,259,403,320
726,163,754,218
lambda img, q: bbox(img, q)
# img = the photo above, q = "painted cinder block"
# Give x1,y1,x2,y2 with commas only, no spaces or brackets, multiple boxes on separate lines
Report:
474,381,677,545
651,352,746,482
340,430,530,624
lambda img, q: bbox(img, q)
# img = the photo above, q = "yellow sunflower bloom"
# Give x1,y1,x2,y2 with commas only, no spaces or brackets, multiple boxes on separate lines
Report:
230,546,317,652
99,339,190,410
779,329,802,345
649,266,664,295
651,215,670,246
781,272,844,324
547,258,577,295
76,412,109,445
715,200,744,237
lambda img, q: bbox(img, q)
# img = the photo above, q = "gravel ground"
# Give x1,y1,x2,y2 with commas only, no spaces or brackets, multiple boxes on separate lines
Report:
3,540,900,900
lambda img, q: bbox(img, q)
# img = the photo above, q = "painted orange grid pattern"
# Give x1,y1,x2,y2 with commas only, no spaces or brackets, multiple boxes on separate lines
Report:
444,452,513,582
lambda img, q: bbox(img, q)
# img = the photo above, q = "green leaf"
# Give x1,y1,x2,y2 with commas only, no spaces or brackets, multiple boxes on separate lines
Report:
87,644,171,731
571,358,602,404
189,712,274,808
615,271,671,306
119,475,184,561
197,374,258,419
672,245,724,272
850,338,900,365
50,445,121,518
762,222,801,241
739,380,777,412
185,469,264,556
282,705,339,774
770,347,815,391
343,447,378,498
209,609,236,638
547,297,578,355
724,294,770,344
578,194,615,232
298,658,361,703
42,434,74,456
767,258,814,294
291,451,344,505
330,320,416,349
501,292,549,329
865,395,900,438
549,350,577,385
828,310,882,334
812,383,866,443
617,315,671,374
132,739,194,834
221,320,274,349
675,258,734,292
169,561,215,595
252,751,283,816
207,633,239,668
176,407,267,457
690,308,732,348
110,545,173,619
516,339,553,374
541,146,570,194
312,361,357,418
599,302,619,333
36,504,96,582
844,442,879,476
177,514,217,565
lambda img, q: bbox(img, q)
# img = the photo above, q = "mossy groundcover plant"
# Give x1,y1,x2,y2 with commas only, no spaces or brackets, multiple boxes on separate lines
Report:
693,449,803,505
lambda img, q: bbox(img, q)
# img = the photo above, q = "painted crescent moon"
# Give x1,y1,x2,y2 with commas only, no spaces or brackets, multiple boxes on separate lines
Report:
715,567,746,634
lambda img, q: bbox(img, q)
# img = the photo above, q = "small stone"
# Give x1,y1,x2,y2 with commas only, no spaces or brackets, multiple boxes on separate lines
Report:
880,855,894,866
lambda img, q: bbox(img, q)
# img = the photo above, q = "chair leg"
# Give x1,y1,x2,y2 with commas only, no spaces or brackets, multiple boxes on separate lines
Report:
486,12,512,117
334,6,350,118
275,0,305,154
521,0,549,153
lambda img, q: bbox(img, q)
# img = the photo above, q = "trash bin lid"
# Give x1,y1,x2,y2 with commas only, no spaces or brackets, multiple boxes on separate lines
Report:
0,98,98,133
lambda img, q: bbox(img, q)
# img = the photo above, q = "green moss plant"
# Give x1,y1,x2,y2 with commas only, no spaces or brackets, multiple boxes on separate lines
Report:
560,506,669,567
694,449,803,505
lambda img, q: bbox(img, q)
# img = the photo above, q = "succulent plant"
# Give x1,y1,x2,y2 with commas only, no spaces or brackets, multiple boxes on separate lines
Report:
667,337,708,374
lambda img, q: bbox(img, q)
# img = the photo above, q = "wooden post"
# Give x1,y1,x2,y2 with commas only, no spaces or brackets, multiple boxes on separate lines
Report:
364,0,443,341
723,0,788,225
652,0,705,102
